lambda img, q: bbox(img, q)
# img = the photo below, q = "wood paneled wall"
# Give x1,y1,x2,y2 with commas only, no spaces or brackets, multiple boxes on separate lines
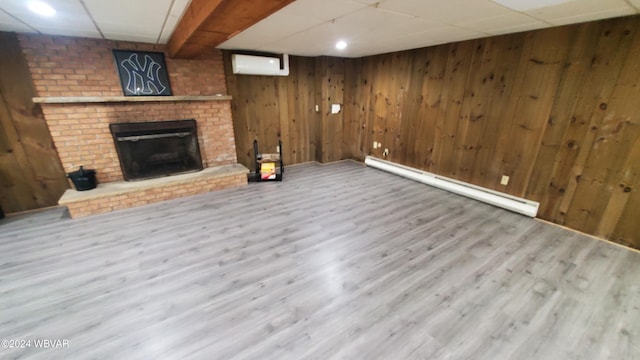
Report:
224,15,640,249
225,53,348,169
344,29,572,189
225,54,320,169
0,32,67,214
526,17,640,248
317,57,346,163
343,16,640,249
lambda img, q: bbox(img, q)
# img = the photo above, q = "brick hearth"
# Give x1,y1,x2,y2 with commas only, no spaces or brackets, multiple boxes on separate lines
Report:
59,164,248,218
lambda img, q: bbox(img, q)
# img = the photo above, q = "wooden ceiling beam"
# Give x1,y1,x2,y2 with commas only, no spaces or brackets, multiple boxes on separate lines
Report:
168,0,296,59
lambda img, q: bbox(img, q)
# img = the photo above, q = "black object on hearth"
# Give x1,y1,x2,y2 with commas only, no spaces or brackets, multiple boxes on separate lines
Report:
68,166,97,191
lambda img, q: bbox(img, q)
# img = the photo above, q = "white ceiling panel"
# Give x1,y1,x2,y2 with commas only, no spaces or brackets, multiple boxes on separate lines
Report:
274,6,398,56
220,0,639,57
351,0,383,5
1,0,99,37
546,7,635,26
352,25,485,57
347,33,437,57
83,0,173,39
263,23,351,56
412,25,487,43
458,12,547,35
380,0,518,24
234,8,376,57
0,9,35,33
158,0,191,43
222,12,322,49
491,0,579,12
0,0,638,57
34,26,100,38
521,0,634,25
481,21,549,36
279,0,364,22
337,6,435,39
100,33,159,44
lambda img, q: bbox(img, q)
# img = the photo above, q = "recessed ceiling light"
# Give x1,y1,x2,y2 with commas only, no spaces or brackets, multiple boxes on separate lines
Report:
28,1,56,17
335,40,348,50
491,0,575,11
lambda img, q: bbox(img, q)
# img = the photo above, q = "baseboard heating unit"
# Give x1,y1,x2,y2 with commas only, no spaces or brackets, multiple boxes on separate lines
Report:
365,156,539,217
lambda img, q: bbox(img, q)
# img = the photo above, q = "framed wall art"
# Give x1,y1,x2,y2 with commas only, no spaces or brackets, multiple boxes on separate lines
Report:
113,50,172,96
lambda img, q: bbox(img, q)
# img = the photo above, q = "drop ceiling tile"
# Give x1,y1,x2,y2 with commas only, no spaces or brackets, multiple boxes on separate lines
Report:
254,42,320,57
328,10,433,51
261,7,384,56
0,0,634,58
483,21,550,36
0,10,35,33
456,12,546,34
522,0,635,25
220,12,322,50
430,32,488,46
224,4,488,58
380,0,516,24
279,0,366,22
83,0,172,39
398,25,486,44
542,7,635,26
263,25,338,56
351,0,385,5
157,26,174,43
1,0,99,37
292,7,412,53
101,32,159,44
35,27,102,38
0,23,31,33
346,37,437,57
158,0,191,43
274,7,488,58
491,0,580,11
359,7,442,35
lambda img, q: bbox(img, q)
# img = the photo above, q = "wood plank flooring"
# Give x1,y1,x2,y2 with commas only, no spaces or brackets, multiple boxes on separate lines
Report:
1,161,639,359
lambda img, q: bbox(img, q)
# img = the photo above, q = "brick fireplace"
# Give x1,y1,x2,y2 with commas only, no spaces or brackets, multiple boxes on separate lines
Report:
37,100,237,183
19,35,248,218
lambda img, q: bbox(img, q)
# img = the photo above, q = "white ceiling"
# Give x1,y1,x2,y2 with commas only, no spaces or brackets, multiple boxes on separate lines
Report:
220,0,640,57
0,0,190,43
0,0,638,57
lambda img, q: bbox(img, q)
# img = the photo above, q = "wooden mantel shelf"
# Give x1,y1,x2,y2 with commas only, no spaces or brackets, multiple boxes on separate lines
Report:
32,95,232,104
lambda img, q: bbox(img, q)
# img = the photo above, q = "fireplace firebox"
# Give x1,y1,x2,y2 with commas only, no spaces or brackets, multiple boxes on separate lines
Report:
109,120,203,181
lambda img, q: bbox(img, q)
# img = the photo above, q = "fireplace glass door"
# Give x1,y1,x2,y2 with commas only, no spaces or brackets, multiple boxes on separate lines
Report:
109,120,203,181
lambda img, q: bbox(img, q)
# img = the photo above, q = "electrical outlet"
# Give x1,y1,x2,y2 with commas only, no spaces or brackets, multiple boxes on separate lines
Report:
373,141,378,149
383,148,389,157
500,175,509,186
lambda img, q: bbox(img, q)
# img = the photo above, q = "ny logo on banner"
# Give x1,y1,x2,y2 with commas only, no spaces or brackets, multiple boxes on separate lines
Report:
120,54,168,95
113,50,172,96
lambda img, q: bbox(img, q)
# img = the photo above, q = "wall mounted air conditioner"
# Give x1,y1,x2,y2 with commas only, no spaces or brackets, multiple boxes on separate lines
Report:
231,54,289,76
